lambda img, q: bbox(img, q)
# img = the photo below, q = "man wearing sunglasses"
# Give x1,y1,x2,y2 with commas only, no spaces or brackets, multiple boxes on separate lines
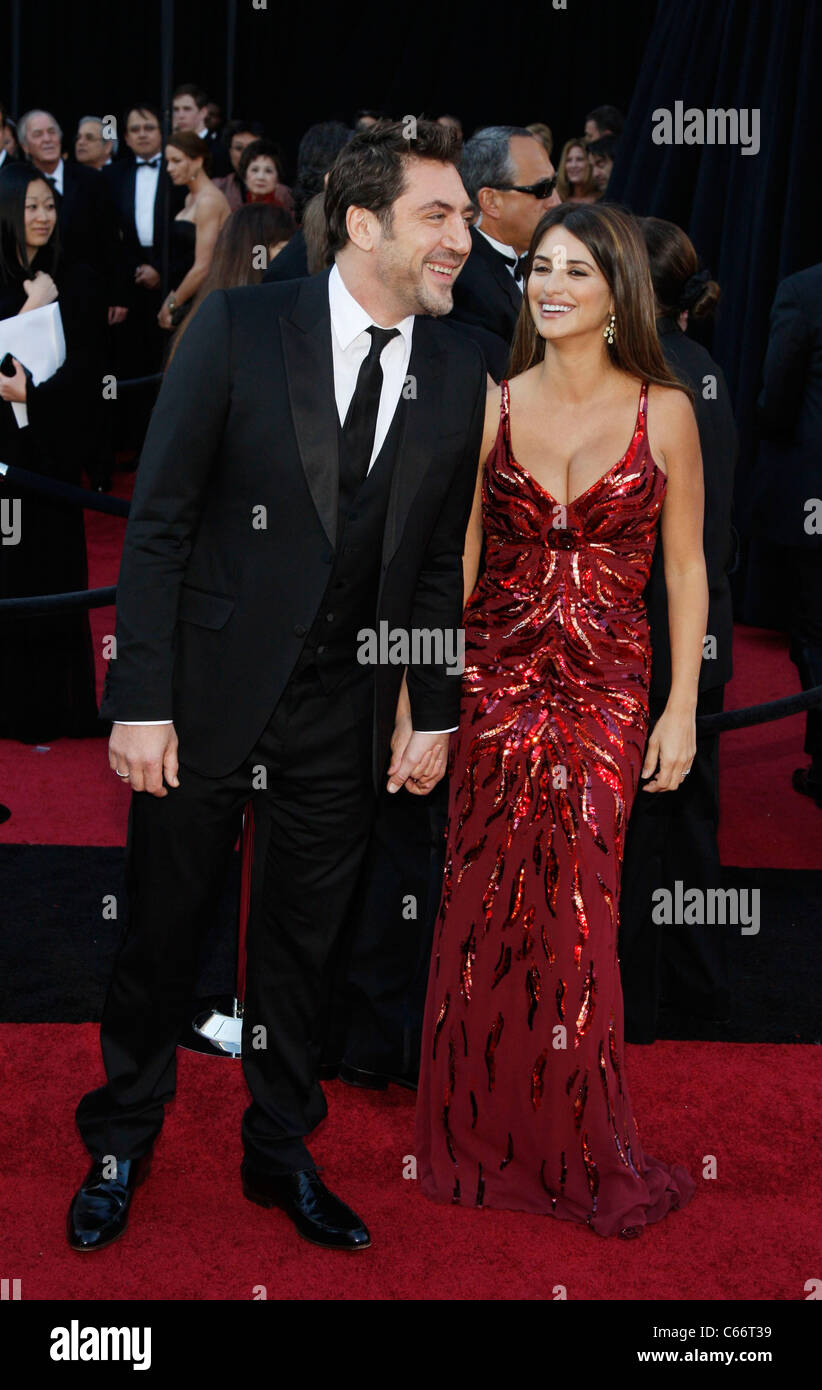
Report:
446,125,560,382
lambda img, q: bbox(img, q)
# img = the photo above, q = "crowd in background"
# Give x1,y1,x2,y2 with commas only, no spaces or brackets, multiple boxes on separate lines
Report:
0,87,818,841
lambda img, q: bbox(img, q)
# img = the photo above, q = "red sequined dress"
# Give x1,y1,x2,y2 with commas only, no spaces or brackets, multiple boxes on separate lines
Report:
415,379,696,1236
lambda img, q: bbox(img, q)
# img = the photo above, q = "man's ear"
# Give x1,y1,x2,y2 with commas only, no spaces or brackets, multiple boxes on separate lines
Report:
476,186,500,223
345,203,378,252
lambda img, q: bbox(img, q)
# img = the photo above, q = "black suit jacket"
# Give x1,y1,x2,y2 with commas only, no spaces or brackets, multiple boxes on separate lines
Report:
101,270,486,782
262,228,309,283
53,159,129,306
645,320,737,697
752,263,822,550
103,156,184,284
446,225,522,381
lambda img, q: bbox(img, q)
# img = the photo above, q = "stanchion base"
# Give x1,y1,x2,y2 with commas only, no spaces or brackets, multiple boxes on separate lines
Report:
180,994,243,1058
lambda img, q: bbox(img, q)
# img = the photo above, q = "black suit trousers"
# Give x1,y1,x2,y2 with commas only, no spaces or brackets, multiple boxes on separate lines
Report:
75,660,376,1173
617,685,731,1042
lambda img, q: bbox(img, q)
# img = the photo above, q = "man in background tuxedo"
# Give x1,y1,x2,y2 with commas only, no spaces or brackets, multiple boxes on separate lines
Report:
754,263,822,807
446,125,559,380
68,120,484,1255
0,100,17,171
172,82,231,177
104,104,185,452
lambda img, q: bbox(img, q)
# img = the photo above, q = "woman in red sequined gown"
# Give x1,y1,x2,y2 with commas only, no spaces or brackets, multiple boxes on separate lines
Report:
415,205,708,1237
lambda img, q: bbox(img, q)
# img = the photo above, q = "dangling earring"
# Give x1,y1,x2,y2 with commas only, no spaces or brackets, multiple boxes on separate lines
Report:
603,312,616,346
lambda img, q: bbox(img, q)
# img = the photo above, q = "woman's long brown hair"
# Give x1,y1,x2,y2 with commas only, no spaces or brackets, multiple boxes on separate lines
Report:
507,202,691,398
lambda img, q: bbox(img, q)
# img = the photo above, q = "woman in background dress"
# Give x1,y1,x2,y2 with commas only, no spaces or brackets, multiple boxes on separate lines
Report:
0,162,103,741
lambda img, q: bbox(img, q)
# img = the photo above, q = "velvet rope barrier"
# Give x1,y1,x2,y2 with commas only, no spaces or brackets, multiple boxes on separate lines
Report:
2,456,822,733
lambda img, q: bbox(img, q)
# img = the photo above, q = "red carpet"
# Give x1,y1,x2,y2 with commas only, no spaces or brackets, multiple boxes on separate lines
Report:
1,1024,817,1301
2,469,820,866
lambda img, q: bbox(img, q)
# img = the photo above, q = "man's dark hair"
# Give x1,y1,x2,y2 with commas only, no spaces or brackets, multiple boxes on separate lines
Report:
587,133,618,160
325,118,461,256
459,125,539,207
173,83,208,109
585,105,624,137
124,102,162,129
292,120,352,217
0,99,6,127
223,118,264,145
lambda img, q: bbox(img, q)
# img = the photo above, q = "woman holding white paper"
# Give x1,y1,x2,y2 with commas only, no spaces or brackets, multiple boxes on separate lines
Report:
0,161,105,742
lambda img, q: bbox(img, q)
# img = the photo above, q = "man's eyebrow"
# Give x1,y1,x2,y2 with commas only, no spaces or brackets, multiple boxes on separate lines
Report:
415,199,475,214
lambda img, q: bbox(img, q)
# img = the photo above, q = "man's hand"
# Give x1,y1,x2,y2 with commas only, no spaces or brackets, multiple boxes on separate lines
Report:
135,264,160,289
387,727,449,796
109,723,180,797
108,306,128,326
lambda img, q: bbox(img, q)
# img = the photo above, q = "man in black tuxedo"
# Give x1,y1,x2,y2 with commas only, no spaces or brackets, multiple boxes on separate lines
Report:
327,128,558,1088
68,120,483,1253
104,105,185,451
446,125,559,380
172,82,231,177
753,263,822,805
0,100,18,172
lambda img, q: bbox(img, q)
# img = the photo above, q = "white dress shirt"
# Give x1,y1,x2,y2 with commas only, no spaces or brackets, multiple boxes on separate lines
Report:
44,158,64,195
120,263,455,733
134,156,161,248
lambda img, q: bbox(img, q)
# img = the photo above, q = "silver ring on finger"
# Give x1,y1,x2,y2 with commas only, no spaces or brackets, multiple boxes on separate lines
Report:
114,770,130,778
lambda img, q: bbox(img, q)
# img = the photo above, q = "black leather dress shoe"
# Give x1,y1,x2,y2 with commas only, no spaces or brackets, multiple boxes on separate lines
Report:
241,1164,371,1250
337,1062,418,1092
67,1155,150,1252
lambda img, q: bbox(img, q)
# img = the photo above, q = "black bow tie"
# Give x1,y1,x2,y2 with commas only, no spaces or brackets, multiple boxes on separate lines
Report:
136,157,161,168
502,252,529,285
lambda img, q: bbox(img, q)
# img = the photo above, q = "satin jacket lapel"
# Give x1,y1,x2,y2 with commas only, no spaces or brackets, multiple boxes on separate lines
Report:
382,319,446,567
281,269,338,549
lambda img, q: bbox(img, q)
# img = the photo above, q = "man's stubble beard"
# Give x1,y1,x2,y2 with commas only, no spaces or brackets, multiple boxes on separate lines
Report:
376,239,454,318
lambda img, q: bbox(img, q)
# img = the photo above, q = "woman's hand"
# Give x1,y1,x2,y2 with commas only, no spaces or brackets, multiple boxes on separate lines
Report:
0,358,28,404
640,706,696,792
22,271,58,311
157,295,175,330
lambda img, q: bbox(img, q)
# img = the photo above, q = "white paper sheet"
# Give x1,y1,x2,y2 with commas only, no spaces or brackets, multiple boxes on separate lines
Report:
0,301,66,428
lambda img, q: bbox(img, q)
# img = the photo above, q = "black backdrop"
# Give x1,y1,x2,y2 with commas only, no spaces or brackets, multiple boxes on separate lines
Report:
608,0,819,621
3,0,657,175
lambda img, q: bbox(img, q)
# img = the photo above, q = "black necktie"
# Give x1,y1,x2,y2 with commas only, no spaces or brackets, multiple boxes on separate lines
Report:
343,325,400,483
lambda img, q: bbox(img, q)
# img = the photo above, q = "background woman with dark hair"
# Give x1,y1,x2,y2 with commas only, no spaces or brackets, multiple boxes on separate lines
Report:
158,130,230,332
167,201,295,362
415,203,707,1234
557,136,598,203
212,119,264,211
237,137,294,211
618,216,736,1043
0,162,104,741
